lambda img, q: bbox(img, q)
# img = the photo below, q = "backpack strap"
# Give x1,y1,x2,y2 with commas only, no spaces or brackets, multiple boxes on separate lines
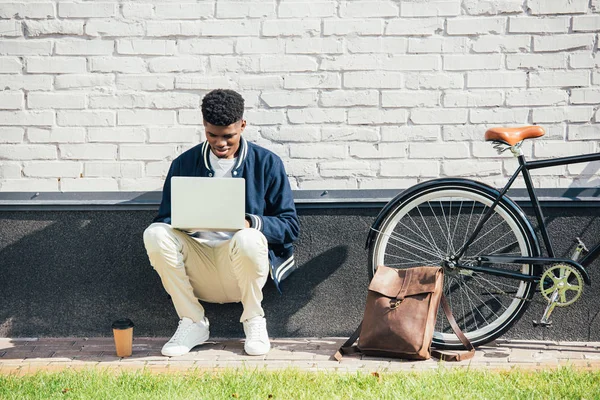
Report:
334,321,362,361
431,295,475,362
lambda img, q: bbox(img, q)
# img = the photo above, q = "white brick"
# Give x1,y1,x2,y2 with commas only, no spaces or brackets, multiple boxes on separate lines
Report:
283,160,319,177
593,0,600,12
573,16,600,32
462,0,524,15
532,107,594,123
385,18,444,35
89,94,147,109
442,160,502,177
90,57,146,73
26,57,86,74
88,127,146,143
261,126,320,142
320,90,379,107
120,145,178,161
61,178,119,191
244,110,286,125
0,179,57,191
323,19,383,35
569,53,600,69
0,111,53,126
278,2,336,18
444,125,491,141
447,17,506,35
409,143,469,159
85,20,145,37
320,160,376,177
261,91,317,107
569,125,600,140
235,38,283,54
533,35,593,52
260,56,317,72
0,127,23,142
381,160,439,177
122,3,153,19
347,37,406,53
405,73,464,89
117,110,175,126
0,2,54,19
28,127,85,143
340,1,398,17
509,16,570,33
344,71,404,88
408,37,468,53
0,145,56,160
382,126,440,142
288,108,345,124
57,111,114,127
0,21,21,37
529,71,589,88
467,71,526,88
594,70,600,85
300,178,357,189
55,40,114,56
200,20,260,36
290,144,347,159
534,141,591,158
237,75,283,90
400,1,461,17
0,57,22,73
411,108,468,124
528,0,588,15
350,143,407,158
0,91,23,110
117,75,174,91
217,2,275,18
348,108,407,124
571,89,600,105
117,40,176,56
506,89,567,106
322,127,380,142
148,127,197,143
119,178,165,191
178,110,202,125
320,55,379,71
470,108,529,123
0,40,51,55
0,162,21,178
85,162,143,178
58,2,115,18
154,3,213,19
28,92,85,109
381,55,440,71
60,144,116,160
175,75,231,90
145,162,171,177
382,90,440,107
444,54,502,70
286,38,343,54
23,162,81,178
209,56,260,73
150,93,200,109
262,19,321,37
471,35,530,53
360,178,417,189
146,21,200,37
442,90,503,107
55,74,114,89
506,54,566,69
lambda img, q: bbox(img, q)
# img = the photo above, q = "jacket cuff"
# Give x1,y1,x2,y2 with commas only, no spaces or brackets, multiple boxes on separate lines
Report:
245,213,263,231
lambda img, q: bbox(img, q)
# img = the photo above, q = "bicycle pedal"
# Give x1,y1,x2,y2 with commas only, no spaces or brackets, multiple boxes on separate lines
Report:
532,320,552,328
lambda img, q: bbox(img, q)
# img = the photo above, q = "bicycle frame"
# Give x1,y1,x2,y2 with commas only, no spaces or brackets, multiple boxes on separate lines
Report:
454,150,600,284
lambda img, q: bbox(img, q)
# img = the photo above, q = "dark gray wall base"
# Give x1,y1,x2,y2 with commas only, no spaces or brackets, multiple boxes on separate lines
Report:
1,206,600,342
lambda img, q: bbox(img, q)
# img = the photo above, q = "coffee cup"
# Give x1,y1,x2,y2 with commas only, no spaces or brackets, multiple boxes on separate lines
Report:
112,318,134,357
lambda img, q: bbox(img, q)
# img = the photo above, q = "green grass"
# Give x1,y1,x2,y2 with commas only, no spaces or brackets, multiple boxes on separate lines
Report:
1,367,599,399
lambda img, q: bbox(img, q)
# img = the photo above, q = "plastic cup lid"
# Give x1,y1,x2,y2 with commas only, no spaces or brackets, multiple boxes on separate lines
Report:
112,318,134,329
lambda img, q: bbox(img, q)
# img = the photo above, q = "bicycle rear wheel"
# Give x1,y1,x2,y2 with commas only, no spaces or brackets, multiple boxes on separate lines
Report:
368,179,540,349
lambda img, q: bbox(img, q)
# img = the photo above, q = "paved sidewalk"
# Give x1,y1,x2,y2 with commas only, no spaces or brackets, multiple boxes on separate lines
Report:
1,337,600,374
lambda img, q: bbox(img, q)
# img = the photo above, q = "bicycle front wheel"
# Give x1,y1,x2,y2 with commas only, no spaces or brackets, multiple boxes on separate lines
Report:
368,179,540,349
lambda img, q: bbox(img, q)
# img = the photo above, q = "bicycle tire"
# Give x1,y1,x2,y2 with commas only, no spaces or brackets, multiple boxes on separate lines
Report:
368,178,541,349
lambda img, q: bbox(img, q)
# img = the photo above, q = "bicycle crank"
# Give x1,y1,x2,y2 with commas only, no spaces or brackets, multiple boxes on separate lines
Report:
533,264,584,327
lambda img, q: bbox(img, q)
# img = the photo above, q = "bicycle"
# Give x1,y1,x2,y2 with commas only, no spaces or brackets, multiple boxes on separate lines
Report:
366,126,600,349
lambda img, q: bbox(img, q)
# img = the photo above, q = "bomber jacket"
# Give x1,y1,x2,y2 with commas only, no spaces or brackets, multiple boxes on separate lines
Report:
154,137,300,292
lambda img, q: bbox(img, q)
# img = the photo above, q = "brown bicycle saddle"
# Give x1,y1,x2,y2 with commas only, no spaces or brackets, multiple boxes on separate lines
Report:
484,126,545,146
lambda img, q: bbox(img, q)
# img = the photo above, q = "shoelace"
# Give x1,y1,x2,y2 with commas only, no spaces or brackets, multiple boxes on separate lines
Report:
168,321,193,344
246,321,266,342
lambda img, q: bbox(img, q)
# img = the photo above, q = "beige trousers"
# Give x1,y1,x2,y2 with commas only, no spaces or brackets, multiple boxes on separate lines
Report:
143,222,269,323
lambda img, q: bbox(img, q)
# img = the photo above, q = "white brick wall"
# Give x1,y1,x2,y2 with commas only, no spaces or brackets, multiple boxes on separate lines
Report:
0,0,598,192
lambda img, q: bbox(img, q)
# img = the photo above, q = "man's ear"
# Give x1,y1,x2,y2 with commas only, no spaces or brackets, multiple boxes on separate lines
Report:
239,119,246,132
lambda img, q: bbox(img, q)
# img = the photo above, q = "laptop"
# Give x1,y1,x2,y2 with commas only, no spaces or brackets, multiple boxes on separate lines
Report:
170,176,246,231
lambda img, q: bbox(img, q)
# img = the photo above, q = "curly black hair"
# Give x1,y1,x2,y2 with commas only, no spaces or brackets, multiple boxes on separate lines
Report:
201,89,245,126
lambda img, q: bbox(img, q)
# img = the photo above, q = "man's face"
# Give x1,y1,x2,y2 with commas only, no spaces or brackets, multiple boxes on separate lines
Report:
203,120,245,159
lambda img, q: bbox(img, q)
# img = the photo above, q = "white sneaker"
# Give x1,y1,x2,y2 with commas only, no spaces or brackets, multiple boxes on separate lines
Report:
243,316,271,356
161,317,210,357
